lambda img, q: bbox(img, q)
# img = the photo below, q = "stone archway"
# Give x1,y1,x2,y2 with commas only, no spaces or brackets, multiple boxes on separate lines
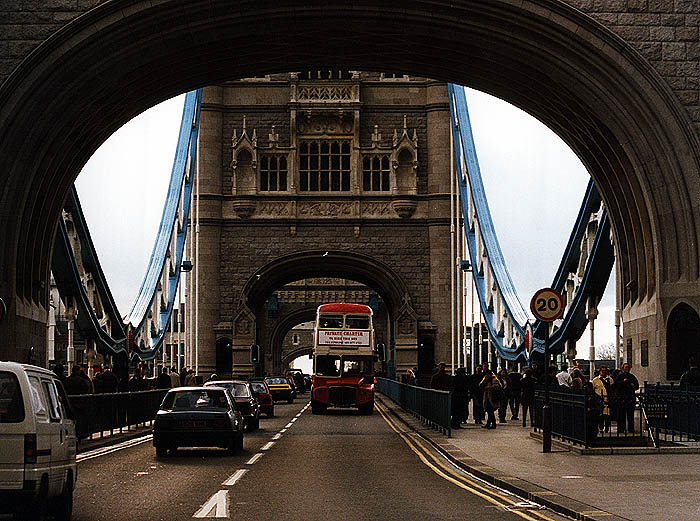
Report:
231,251,416,376
1,2,700,380
667,303,700,380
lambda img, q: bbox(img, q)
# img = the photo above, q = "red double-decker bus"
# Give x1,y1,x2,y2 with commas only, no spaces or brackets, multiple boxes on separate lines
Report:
311,303,375,415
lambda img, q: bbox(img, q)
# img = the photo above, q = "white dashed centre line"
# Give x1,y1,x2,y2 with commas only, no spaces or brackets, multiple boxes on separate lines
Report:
285,423,293,428
261,441,275,451
272,433,282,440
223,469,248,486
245,453,263,465
280,428,287,433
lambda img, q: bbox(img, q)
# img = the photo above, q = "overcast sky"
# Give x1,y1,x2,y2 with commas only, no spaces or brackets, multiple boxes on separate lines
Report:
74,86,616,359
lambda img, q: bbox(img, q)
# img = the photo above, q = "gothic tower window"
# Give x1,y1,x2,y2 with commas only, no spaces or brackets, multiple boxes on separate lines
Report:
299,140,351,192
260,155,288,191
363,156,391,192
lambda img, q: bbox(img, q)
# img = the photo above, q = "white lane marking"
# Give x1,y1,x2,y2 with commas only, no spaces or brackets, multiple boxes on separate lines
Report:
193,490,228,518
279,428,287,433
223,469,248,486
290,418,297,423
245,453,263,465
272,433,282,440
261,441,275,451
77,434,153,462
285,423,293,428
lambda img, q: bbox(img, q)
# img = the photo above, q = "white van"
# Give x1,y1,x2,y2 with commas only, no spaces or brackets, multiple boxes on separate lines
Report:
0,361,77,520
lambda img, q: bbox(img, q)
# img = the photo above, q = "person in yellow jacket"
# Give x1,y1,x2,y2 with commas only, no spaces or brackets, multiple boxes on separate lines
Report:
591,365,614,433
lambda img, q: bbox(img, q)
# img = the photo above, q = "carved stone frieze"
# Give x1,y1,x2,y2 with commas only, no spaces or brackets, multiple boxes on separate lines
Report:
297,114,353,135
256,201,295,216
297,85,353,102
298,201,354,217
361,201,392,217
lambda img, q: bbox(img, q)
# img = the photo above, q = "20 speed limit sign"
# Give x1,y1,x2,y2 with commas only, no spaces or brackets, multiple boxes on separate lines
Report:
530,288,564,322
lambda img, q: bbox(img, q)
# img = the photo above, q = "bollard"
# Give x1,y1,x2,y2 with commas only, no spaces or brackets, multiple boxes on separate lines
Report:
542,404,552,452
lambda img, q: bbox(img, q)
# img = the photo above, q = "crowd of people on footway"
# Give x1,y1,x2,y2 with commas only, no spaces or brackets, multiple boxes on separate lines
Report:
421,360,654,441
51,363,200,395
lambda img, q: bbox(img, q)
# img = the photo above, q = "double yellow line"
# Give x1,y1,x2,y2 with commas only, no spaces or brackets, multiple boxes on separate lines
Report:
375,402,560,521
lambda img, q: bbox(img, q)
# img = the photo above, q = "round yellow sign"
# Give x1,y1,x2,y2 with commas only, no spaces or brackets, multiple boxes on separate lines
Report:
530,288,564,322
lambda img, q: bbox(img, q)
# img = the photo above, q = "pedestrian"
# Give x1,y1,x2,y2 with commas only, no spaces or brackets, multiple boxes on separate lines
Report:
520,368,536,427
613,362,639,434
52,363,66,383
680,356,700,387
544,366,558,389
584,381,603,445
507,367,522,420
470,365,485,424
156,366,171,389
184,368,197,386
570,369,584,390
480,370,503,429
591,365,613,432
430,362,452,391
98,364,119,393
496,368,509,423
556,364,572,388
80,364,94,393
451,367,470,429
128,367,147,391
65,365,91,395
170,366,180,388
180,367,188,386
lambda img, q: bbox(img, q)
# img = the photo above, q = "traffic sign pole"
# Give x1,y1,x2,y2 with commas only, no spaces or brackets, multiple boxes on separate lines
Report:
542,324,551,453
530,288,564,454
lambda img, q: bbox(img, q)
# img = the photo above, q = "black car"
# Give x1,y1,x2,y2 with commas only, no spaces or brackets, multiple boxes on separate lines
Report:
204,380,260,431
153,386,244,457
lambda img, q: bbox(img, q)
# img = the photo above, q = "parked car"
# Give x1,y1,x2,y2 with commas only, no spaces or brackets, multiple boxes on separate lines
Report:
153,386,244,457
249,380,274,417
204,380,260,431
264,377,294,403
0,361,77,521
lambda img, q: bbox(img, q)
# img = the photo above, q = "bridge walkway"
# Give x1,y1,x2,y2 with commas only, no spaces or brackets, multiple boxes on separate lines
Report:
376,394,700,521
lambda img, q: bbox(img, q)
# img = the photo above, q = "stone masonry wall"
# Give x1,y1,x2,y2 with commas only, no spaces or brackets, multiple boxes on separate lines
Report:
1,2,699,131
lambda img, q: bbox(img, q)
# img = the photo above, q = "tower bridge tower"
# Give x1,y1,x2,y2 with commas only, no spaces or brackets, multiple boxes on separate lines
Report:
190,71,452,378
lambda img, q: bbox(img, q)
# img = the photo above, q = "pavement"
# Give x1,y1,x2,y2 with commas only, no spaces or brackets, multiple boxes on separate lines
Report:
376,394,700,521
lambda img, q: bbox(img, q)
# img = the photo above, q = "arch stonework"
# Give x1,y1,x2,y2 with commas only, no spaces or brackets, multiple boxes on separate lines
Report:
0,2,699,382
229,252,417,377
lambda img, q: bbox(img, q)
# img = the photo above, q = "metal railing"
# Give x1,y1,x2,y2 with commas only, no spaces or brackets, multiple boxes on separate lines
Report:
641,382,700,444
532,387,645,448
68,390,168,439
376,378,451,437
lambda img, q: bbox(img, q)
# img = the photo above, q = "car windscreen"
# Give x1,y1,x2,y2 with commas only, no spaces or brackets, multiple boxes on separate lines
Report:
0,371,24,423
161,390,229,410
342,357,374,376
265,378,288,385
315,355,341,376
345,315,370,329
232,383,251,397
250,382,267,394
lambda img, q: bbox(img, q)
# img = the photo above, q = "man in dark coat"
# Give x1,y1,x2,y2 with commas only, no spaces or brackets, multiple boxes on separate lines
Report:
680,356,700,387
65,365,91,395
430,362,452,391
507,368,522,420
613,362,639,434
520,369,537,427
451,367,470,428
470,365,485,424
97,365,119,393
156,366,171,389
